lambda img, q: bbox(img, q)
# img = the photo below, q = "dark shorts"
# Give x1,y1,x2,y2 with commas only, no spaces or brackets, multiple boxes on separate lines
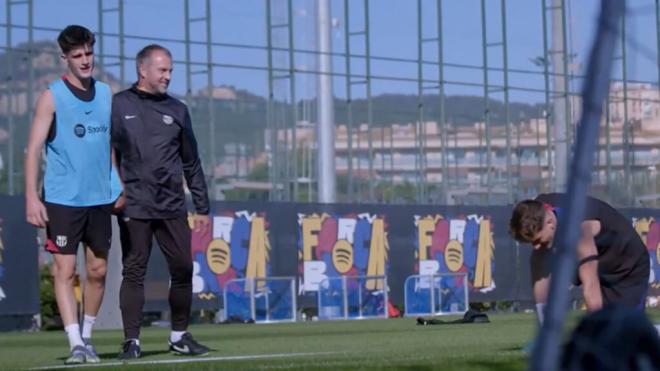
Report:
601,280,649,311
600,251,650,310
44,202,113,255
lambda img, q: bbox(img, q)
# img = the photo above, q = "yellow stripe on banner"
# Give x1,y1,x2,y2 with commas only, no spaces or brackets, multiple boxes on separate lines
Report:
302,215,322,262
474,220,494,288
73,275,82,303
366,218,388,290
633,217,651,245
198,293,216,300
418,217,435,261
247,217,267,290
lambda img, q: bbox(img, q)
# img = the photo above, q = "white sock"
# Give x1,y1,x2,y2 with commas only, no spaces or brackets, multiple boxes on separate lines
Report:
170,330,186,343
536,303,546,326
81,314,96,340
64,324,84,350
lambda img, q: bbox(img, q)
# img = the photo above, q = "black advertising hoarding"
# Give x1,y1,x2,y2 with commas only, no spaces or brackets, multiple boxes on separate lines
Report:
622,208,660,301
183,201,527,309
406,204,523,304
181,202,658,308
6,194,655,312
0,195,39,316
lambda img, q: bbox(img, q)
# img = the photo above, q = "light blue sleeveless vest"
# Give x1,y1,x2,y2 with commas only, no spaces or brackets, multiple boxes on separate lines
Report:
44,79,122,206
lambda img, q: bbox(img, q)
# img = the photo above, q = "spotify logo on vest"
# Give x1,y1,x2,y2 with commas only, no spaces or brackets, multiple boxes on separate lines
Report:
74,123,108,138
74,124,86,138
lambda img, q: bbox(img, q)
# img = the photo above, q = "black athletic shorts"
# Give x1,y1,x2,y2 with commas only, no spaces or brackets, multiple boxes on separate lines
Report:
44,201,113,255
600,251,650,311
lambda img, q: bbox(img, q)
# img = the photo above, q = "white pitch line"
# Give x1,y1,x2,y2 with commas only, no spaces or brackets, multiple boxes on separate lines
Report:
30,351,338,370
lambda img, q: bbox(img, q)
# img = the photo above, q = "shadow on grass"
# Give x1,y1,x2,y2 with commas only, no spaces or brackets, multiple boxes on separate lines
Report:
110,349,171,359
502,346,524,352
56,349,171,361
465,358,526,371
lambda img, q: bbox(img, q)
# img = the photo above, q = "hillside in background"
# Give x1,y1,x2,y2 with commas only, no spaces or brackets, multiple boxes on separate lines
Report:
0,40,544,165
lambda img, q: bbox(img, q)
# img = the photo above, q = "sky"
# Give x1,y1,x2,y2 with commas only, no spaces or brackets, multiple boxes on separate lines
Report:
1,0,658,104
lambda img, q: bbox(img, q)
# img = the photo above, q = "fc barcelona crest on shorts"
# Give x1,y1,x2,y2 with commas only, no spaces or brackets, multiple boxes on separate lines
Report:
56,235,68,247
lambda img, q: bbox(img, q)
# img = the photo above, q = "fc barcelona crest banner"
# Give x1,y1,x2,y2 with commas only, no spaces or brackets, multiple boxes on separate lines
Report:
297,212,389,293
5,194,659,315
414,213,496,293
191,211,271,300
630,213,660,301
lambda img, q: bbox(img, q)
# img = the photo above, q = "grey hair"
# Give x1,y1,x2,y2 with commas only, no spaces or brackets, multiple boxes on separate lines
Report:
135,44,172,77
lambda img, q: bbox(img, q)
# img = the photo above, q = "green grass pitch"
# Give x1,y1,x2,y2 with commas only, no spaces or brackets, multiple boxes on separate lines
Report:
0,310,658,370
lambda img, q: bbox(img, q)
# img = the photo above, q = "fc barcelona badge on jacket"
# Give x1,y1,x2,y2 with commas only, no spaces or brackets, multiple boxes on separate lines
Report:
163,114,174,125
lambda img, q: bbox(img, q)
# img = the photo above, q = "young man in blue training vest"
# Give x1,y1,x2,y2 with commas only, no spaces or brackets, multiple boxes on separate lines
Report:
509,193,649,325
24,25,122,365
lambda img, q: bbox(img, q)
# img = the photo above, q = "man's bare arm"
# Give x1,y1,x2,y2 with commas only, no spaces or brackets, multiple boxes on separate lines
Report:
110,147,125,212
577,220,603,312
530,248,551,325
24,90,55,228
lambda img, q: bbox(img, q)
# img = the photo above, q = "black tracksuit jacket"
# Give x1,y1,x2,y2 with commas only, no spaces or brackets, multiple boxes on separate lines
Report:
111,85,209,219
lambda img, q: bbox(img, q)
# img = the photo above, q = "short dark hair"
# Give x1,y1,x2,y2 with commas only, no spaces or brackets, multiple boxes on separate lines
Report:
135,44,172,75
57,25,95,54
509,199,546,243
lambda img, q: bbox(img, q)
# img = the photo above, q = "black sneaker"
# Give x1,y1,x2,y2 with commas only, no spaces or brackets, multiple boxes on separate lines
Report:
118,339,141,360
169,332,209,356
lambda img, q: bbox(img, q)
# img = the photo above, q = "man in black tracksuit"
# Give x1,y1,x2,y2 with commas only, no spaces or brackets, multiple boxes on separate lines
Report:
111,44,211,359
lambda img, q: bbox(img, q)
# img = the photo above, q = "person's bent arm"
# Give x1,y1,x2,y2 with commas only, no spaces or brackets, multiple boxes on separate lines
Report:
24,90,55,228
180,108,210,233
577,220,603,312
110,96,126,213
530,248,551,325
